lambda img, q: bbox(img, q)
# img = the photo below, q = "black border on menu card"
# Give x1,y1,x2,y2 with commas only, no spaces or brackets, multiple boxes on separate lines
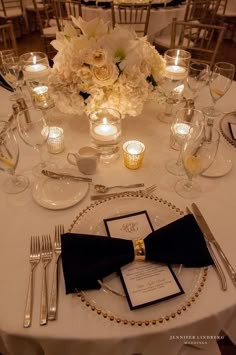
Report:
228,122,236,141
104,210,184,310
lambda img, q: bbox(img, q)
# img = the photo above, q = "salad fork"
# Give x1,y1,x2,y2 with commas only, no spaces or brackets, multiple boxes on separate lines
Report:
90,184,158,200
40,234,52,326
48,225,64,321
23,236,41,328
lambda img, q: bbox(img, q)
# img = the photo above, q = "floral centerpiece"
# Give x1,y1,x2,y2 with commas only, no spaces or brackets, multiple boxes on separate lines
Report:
49,17,166,117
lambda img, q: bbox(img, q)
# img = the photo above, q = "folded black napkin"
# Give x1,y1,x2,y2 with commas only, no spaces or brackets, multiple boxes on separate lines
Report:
61,214,213,293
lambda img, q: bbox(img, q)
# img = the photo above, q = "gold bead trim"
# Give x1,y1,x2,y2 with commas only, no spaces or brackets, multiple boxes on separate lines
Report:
70,193,208,326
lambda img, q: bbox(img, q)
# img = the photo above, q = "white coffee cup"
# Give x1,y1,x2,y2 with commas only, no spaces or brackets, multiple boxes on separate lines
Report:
67,146,98,175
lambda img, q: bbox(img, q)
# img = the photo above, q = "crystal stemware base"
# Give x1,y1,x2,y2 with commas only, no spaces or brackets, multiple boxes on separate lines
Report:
2,175,29,194
175,178,202,199
166,159,186,176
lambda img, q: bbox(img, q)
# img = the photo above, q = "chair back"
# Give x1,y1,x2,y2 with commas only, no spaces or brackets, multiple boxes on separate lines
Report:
111,1,152,36
184,0,222,23
170,18,225,68
0,0,23,17
53,0,82,31
0,22,17,55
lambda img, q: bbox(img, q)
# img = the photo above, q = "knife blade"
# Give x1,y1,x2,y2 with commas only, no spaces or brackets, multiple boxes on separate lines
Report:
41,169,92,182
192,203,236,287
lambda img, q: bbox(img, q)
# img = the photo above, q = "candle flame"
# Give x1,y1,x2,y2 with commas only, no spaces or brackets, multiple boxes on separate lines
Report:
102,117,108,125
33,55,36,65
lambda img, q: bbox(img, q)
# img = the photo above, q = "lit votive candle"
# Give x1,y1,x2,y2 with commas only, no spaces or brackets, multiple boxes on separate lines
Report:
33,85,48,104
165,65,187,80
24,63,50,80
91,117,119,142
123,140,145,169
173,122,191,144
47,127,64,154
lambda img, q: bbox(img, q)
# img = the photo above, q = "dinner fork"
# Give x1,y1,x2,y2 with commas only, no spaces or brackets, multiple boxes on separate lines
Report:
40,234,53,326
90,184,158,200
48,225,64,321
23,236,41,328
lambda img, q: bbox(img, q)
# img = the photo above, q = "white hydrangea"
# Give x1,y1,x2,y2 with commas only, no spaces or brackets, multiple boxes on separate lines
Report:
49,17,166,118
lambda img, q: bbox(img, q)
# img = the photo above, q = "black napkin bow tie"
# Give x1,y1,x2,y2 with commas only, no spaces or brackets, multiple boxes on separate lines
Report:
61,214,213,293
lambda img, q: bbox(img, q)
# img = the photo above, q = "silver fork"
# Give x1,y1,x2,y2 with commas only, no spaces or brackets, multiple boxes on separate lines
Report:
48,225,64,321
90,184,158,200
40,234,53,326
23,236,41,328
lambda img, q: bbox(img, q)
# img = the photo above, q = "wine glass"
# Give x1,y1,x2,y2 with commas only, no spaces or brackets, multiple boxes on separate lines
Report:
16,105,50,176
175,127,220,199
158,49,191,123
186,62,210,100
0,120,29,194
166,108,204,176
208,62,235,116
1,55,22,101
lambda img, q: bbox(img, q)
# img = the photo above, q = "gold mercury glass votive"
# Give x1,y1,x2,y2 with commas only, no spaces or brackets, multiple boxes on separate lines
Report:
123,140,145,169
47,127,64,154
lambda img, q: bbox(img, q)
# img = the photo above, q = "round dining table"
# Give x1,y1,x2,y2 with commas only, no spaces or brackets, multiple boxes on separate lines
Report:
81,3,186,43
0,80,236,355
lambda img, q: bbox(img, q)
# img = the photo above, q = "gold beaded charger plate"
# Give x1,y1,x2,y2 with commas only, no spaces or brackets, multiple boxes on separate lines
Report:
220,111,236,149
69,192,208,326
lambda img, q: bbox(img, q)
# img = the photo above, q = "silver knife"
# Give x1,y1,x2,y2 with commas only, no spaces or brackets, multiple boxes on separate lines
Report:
41,169,92,182
187,205,227,291
192,203,236,287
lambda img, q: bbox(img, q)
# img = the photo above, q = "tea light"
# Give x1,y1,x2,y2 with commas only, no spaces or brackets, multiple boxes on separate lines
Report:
173,122,191,144
24,63,50,80
123,140,145,169
47,127,64,154
33,85,48,103
91,117,119,142
165,65,187,80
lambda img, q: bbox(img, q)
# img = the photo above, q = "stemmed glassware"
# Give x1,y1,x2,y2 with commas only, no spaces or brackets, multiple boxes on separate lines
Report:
158,49,191,123
16,105,50,176
20,52,53,109
175,127,220,199
0,120,29,194
186,62,210,100
1,54,22,101
166,108,204,176
208,62,235,116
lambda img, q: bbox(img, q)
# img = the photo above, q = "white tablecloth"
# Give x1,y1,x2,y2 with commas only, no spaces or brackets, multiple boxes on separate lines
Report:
0,83,236,355
81,4,186,42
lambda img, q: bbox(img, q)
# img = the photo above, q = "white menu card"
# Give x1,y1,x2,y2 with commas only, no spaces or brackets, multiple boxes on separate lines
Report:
104,211,184,310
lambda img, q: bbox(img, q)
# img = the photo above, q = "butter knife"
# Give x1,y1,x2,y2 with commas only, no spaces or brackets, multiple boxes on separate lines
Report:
187,206,226,290
41,169,92,182
192,203,236,287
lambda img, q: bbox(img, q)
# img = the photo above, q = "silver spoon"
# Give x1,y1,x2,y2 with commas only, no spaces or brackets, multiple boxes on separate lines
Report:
94,183,144,193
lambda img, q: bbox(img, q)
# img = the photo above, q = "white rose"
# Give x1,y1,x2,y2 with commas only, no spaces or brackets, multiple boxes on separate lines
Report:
92,63,119,87
91,49,107,67
77,65,92,83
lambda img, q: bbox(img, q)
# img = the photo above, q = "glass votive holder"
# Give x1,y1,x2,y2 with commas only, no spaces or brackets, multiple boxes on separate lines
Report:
47,126,64,154
123,140,145,169
28,82,54,109
89,108,122,163
20,52,50,83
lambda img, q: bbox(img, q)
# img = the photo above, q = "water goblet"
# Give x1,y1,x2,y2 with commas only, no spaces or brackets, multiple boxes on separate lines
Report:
208,62,235,116
175,127,220,199
158,49,191,123
16,105,50,176
0,120,29,194
166,107,204,176
186,62,210,100
1,55,22,101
